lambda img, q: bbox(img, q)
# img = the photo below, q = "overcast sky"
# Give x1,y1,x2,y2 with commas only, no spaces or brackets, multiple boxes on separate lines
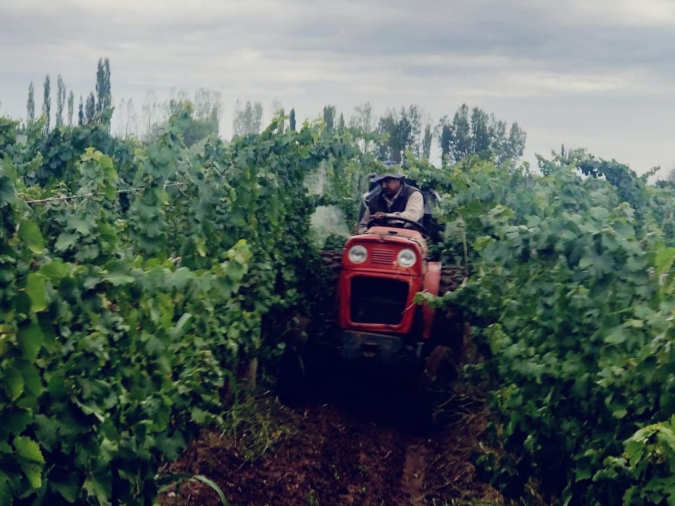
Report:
1,0,674,175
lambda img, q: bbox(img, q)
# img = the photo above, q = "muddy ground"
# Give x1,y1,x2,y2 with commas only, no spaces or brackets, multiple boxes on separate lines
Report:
158,375,505,506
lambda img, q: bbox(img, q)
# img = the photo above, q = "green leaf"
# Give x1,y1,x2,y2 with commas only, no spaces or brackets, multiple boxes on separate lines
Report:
155,432,186,461
192,475,229,505
40,260,70,282
655,247,675,276
172,268,192,291
55,233,79,252
14,437,44,490
4,368,24,402
25,273,47,312
613,409,628,419
17,322,44,362
50,475,80,503
18,362,41,397
170,313,192,339
589,207,610,222
14,436,45,464
0,408,31,439
574,466,592,481
34,415,58,452
18,220,44,254
83,476,110,504
103,273,134,286
20,462,42,489
625,319,644,329
0,472,13,506
605,327,628,345
66,216,94,236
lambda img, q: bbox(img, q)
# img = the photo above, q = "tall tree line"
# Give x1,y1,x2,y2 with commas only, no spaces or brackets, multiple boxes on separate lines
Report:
27,57,113,130
436,104,526,165
22,62,526,165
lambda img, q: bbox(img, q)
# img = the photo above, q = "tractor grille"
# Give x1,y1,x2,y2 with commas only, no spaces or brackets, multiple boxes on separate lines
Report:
350,276,409,325
371,248,395,266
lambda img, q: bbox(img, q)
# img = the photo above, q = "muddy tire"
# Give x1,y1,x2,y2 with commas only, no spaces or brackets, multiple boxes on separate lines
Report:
277,344,306,406
409,266,466,433
319,249,343,294
281,249,343,397
277,250,341,400
411,344,457,434
311,249,343,338
431,266,466,361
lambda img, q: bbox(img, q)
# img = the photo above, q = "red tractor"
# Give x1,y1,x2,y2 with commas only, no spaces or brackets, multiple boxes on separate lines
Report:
279,177,466,430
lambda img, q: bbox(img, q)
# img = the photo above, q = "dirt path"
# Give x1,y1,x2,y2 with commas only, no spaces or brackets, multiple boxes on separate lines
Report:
158,387,503,506
400,442,431,504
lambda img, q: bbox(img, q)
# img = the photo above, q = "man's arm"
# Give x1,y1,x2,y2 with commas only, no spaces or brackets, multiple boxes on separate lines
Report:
357,205,371,233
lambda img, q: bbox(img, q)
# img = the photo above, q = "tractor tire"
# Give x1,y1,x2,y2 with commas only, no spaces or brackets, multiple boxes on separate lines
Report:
319,249,343,290
412,344,457,434
314,249,343,325
432,266,466,361
277,344,306,406
301,249,344,391
408,266,466,433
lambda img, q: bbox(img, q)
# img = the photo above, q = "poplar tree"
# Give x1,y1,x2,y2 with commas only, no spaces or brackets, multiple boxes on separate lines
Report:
67,91,74,127
289,108,296,131
55,74,66,127
27,81,35,123
42,75,51,133
78,95,84,126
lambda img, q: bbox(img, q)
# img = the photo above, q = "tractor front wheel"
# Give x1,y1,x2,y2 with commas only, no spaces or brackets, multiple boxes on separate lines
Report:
277,344,306,406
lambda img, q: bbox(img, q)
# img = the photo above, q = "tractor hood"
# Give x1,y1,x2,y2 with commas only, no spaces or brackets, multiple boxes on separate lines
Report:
341,226,428,275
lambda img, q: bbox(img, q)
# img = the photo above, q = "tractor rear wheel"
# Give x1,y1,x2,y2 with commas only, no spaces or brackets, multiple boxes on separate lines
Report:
297,249,344,393
432,266,466,360
319,249,343,292
276,250,342,405
411,266,466,433
313,249,342,329
413,344,457,433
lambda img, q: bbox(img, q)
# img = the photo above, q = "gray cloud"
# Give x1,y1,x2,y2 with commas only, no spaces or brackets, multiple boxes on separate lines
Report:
1,0,674,174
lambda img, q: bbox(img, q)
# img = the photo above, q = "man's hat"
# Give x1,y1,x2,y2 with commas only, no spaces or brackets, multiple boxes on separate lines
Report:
370,161,405,183
370,172,405,183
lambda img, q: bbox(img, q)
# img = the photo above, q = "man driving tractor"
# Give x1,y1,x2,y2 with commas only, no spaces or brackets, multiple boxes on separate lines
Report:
357,165,425,233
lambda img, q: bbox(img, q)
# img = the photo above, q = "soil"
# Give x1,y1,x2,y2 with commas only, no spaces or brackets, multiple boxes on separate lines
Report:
158,377,504,506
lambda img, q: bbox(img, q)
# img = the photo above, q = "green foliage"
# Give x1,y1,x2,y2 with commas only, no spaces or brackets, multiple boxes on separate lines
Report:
6,120,136,189
375,104,422,163
0,108,364,504
412,151,675,504
600,416,675,505
0,116,19,153
437,104,526,165
143,99,219,148
4,91,674,505
323,105,336,132
95,57,113,129
232,99,263,137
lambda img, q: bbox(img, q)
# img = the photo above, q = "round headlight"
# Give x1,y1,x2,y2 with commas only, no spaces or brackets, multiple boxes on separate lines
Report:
397,248,417,267
347,245,368,264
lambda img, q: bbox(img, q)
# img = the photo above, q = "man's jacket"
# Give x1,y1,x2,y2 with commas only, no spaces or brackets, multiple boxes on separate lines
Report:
358,182,424,231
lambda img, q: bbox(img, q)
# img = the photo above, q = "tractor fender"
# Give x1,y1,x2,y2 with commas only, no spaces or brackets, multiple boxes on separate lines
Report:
421,261,441,339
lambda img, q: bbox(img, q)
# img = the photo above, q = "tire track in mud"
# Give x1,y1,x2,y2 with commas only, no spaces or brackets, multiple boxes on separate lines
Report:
401,441,432,505
159,388,503,506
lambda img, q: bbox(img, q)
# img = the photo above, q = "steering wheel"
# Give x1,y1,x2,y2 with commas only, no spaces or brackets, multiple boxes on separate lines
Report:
366,216,428,235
